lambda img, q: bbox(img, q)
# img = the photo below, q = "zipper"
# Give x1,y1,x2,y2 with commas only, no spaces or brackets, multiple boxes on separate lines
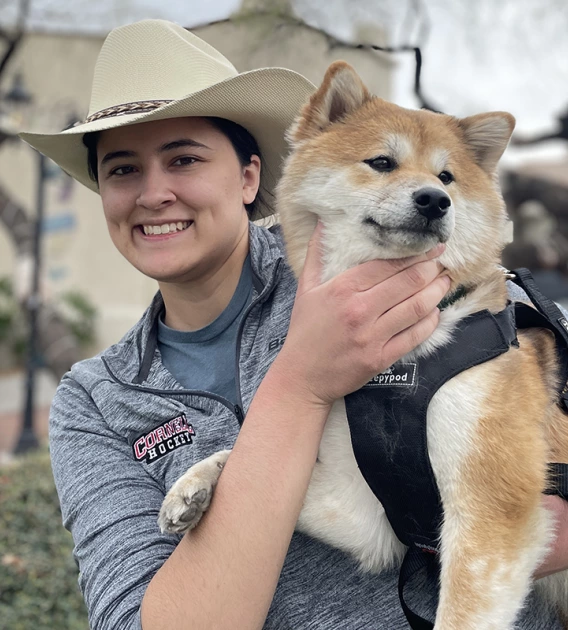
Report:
102,258,283,428
234,258,283,423
102,356,242,421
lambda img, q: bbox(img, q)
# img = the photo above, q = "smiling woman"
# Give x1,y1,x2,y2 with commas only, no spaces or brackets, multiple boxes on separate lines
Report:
14,19,517,630
90,117,260,320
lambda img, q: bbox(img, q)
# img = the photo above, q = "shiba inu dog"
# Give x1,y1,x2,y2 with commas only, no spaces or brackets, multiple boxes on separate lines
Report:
159,61,568,629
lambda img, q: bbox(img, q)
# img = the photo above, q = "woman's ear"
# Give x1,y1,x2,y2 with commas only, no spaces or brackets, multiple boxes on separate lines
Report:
242,154,261,205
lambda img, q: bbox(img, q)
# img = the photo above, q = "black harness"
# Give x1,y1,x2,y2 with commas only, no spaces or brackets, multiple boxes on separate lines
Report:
344,268,568,630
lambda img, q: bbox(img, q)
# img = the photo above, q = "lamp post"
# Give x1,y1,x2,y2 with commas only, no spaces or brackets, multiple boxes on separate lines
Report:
14,145,45,454
0,73,43,454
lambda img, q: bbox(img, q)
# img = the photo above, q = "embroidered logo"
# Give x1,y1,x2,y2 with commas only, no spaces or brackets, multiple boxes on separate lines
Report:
364,363,417,387
268,336,286,351
133,415,195,463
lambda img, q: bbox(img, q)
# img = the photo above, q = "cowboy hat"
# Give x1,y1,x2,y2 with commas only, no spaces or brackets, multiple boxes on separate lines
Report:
19,19,315,219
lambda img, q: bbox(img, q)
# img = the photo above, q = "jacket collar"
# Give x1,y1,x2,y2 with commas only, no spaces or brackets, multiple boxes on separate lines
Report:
102,222,285,386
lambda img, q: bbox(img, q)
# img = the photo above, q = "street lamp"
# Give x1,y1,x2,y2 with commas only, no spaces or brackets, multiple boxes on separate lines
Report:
1,72,43,454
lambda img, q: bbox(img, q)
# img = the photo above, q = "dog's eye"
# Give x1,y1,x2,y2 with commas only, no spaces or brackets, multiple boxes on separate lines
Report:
365,156,396,172
438,170,454,185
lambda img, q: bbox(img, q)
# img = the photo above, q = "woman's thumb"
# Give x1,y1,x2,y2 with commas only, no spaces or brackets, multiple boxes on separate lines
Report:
298,220,325,292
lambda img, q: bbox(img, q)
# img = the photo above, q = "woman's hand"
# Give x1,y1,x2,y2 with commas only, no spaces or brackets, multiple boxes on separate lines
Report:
272,222,450,408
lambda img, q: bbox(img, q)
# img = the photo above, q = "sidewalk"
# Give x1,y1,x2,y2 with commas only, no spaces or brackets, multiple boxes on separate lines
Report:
0,369,57,455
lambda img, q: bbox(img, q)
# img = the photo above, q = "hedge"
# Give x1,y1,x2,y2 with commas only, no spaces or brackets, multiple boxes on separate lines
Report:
0,448,89,629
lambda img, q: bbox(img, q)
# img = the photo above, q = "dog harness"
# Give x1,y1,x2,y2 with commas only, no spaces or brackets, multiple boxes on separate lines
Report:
344,268,568,630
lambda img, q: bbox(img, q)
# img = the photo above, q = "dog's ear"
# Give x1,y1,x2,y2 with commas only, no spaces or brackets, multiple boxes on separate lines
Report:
287,61,372,146
459,112,516,172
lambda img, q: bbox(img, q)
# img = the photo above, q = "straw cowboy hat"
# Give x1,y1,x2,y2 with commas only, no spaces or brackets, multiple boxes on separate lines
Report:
19,19,315,219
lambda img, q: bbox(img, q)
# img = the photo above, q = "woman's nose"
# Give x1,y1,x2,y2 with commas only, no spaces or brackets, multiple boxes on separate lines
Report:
136,168,176,210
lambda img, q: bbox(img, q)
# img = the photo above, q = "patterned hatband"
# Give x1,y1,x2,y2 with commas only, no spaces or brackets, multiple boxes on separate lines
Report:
84,100,174,124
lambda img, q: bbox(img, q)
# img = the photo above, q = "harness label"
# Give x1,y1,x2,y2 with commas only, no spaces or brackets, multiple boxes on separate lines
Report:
559,317,568,335
364,363,417,388
132,415,195,464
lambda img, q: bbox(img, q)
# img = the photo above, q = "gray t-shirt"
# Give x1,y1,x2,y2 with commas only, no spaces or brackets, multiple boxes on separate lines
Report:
157,255,253,404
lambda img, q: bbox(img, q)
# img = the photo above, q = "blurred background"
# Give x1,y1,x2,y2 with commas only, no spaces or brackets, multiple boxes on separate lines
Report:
1,0,568,627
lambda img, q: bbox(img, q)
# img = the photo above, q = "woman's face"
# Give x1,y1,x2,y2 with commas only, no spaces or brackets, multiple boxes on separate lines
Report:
97,117,260,284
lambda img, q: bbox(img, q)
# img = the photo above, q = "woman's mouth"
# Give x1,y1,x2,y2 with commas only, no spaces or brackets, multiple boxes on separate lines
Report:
139,221,193,236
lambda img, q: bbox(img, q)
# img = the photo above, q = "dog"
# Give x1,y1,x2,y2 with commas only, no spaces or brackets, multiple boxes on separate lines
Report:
158,61,568,629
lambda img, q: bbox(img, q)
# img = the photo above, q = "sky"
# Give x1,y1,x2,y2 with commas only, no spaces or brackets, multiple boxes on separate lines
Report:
1,0,567,165
0,0,242,34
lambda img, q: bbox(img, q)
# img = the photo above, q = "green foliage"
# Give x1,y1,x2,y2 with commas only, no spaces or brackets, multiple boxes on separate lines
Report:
0,449,89,629
57,290,97,348
0,277,20,343
0,277,97,370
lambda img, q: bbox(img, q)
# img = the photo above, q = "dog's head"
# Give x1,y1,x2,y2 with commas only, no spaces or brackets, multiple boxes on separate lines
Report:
276,61,515,285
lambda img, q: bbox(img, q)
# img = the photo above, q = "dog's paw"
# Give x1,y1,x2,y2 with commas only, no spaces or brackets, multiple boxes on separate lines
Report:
158,449,231,535
158,478,213,535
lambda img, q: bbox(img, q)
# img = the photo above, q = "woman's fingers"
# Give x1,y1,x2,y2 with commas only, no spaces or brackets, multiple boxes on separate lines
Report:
381,308,442,367
337,243,445,293
366,259,447,318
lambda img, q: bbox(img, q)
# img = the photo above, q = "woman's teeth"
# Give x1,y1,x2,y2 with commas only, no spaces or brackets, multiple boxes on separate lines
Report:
142,221,191,235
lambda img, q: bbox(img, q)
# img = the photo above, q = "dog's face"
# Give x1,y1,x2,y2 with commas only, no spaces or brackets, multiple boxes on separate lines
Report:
276,62,515,285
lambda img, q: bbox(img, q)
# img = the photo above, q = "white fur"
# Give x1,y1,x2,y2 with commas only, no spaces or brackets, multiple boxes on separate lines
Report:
429,148,451,175
298,398,406,572
384,133,413,163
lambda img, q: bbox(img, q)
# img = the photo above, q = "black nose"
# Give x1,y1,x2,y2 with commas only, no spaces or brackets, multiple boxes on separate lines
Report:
413,187,451,220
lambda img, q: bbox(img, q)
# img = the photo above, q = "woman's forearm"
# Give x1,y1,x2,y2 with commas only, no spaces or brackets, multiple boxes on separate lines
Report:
141,368,331,630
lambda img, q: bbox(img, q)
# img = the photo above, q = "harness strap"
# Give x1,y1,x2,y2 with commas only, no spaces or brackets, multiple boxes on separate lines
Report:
510,268,568,391
398,546,438,630
509,269,568,504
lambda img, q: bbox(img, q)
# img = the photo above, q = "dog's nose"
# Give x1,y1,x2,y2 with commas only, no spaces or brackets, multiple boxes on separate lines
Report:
413,188,451,220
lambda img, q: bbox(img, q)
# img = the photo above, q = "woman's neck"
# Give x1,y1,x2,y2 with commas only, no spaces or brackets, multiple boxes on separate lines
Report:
159,228,250,331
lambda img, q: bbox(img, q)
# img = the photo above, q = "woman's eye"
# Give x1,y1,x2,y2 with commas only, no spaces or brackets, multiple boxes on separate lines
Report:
173,156,197,167
364,155,397,172
109,165,136,177
438,170,454,185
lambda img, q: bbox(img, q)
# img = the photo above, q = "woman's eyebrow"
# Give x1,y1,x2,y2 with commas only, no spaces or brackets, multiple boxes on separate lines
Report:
100,150,136,166
159,139,212,152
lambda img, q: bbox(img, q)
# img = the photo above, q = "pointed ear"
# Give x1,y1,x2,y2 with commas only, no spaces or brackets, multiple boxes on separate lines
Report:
459,112,516,172
287,61,372,146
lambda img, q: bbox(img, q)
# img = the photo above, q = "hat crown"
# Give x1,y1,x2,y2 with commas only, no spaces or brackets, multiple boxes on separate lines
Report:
89,20,238,117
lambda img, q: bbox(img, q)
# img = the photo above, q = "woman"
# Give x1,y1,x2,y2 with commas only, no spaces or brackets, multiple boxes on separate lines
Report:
21,19,567,630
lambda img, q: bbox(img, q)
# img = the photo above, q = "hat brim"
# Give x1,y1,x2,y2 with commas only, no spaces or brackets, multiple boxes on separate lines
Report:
19,67,315,219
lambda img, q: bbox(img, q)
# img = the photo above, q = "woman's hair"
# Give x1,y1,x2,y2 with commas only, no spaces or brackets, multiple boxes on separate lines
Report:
82,117,265,217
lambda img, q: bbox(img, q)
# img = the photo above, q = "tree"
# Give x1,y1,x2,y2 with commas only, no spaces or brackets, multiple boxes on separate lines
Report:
0,0,81,382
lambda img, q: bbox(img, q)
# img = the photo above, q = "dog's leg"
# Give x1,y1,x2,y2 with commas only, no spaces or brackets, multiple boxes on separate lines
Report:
427,356,554,630
158,449,231,534
433,492,552,630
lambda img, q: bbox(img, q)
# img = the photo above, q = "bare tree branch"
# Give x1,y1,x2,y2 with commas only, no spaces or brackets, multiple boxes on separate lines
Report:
0,0,30,78
191,6,439,110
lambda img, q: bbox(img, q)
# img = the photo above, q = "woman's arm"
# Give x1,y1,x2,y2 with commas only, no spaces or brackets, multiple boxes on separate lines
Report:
141,227,449,630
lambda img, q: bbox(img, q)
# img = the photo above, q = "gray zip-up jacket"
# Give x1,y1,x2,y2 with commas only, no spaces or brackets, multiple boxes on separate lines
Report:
50,222,563,630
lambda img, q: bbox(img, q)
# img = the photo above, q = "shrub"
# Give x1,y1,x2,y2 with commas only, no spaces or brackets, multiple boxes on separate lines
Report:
0,449,89,629
0,277,98,370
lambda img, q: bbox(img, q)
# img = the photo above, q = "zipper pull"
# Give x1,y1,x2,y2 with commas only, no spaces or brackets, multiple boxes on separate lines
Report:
234,404,244,424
